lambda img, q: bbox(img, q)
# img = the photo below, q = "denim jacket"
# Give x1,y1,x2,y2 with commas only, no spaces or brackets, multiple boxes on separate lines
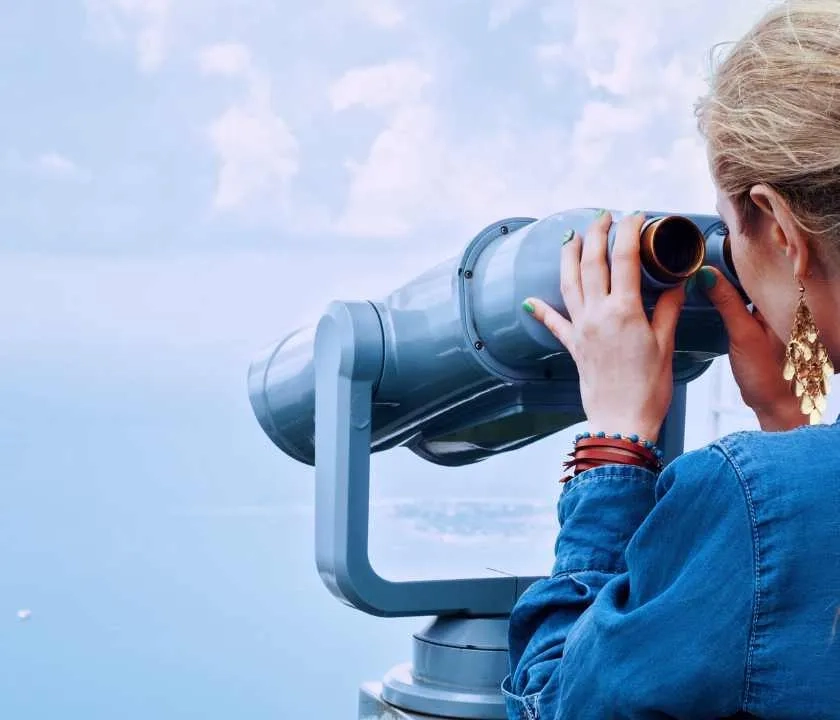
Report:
504,421,840,719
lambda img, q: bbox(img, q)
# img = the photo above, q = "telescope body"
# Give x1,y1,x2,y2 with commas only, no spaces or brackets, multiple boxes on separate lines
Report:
247,208,739,716
249,209,739,467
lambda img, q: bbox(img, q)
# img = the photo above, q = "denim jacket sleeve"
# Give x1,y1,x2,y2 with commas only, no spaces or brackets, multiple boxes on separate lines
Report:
503,444,755,720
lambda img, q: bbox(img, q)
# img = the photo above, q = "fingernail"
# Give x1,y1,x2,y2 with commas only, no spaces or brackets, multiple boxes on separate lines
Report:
634,210,646,217
522,299,535,314
562,229,575,245
685,274,696,294
595,209,607,218
697,266,717,291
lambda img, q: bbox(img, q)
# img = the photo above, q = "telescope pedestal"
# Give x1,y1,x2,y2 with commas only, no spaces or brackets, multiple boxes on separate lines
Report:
360,684,422,719
357,386,690,719
311,301,694,719
363,616,509,720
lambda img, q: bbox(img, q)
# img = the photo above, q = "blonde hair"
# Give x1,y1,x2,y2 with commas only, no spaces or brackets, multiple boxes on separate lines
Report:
696,0,840,258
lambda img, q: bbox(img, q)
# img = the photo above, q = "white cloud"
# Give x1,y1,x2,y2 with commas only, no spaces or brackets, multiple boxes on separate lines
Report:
323,1,774,248
356,0,404,28
330,66,568,240
207,107,298,211
199,43,299,212
2,150,89,182
329,60,431,111
84,0,773,245
197,42,253,77
329,60,451,237
569,102,650,171
35,152,85,180
85,0,172,72
488,0,532,29
536,0,766,101
535,42,565,62
645,135,716,213
335,104,442,237
534,43,569,87
323,61,560,240
329,60,453,238
521,0,772,212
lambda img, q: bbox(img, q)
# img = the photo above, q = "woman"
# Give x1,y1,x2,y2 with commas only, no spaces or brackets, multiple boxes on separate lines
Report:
505,1,840,718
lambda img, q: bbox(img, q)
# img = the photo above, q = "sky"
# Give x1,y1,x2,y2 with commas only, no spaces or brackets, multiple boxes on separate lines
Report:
3,0,832,718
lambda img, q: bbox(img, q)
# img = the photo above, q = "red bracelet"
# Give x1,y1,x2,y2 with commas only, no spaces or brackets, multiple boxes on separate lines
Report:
560,433,664,483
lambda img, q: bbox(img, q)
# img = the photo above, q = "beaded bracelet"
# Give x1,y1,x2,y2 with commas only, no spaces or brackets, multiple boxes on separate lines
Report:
575,431,665,458
560,431,665,483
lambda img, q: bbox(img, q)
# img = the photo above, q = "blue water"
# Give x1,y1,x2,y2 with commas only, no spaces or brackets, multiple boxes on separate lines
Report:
0,343,726,718
0,350,565,719
0,358,411,718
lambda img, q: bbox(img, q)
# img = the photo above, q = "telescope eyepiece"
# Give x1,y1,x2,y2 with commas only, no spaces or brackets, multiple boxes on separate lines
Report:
723,231,735,277
640,216,706,285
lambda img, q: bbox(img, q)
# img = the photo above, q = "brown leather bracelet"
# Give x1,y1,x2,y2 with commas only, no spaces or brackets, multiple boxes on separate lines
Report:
568,448,658,468
574,437,659,464
560,434,663,483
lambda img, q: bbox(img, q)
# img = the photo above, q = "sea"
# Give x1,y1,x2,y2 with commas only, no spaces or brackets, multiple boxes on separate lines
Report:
0,350,779,719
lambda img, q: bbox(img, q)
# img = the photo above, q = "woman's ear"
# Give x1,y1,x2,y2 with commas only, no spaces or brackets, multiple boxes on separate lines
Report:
748,184,810,280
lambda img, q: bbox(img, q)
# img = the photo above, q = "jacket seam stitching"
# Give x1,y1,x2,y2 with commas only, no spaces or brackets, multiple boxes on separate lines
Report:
549,567,622,579
563,472,657,498
715,440,761,714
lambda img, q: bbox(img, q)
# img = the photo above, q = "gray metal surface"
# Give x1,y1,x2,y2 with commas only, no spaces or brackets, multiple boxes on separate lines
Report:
380,617,509,719
359,683,448,720
357,395,689,718
247,207,719,716
309,297,690,617
312,300,538,617
249,208,736,469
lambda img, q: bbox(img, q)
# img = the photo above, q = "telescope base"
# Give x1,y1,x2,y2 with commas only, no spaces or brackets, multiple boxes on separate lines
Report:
362,616,508,720
360,683,433,719
361,681,504,720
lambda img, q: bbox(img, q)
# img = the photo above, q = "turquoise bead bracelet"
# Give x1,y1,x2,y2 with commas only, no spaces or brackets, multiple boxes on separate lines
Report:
573,431,665,461
560,431,666,482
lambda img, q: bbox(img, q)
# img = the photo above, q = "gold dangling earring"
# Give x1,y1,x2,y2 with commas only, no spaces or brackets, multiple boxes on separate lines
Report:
783,280,834,424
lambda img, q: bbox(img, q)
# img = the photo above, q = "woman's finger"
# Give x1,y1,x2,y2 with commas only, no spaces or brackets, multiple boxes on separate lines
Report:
751,307,775,336
580,210,611,301
698,266,757,343
609,212,645,305
651,282,687,355
523,297,575,353
559,227,583,318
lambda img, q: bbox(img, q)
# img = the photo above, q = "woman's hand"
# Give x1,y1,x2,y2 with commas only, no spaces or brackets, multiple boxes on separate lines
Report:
523,210,686,442
698,267,804,431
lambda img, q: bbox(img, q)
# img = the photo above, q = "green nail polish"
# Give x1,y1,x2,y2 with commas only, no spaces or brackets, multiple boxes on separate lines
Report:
562,229,575,245
595,209,607,218
522,300,535,314
685,275,696,294
697,267,717,291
